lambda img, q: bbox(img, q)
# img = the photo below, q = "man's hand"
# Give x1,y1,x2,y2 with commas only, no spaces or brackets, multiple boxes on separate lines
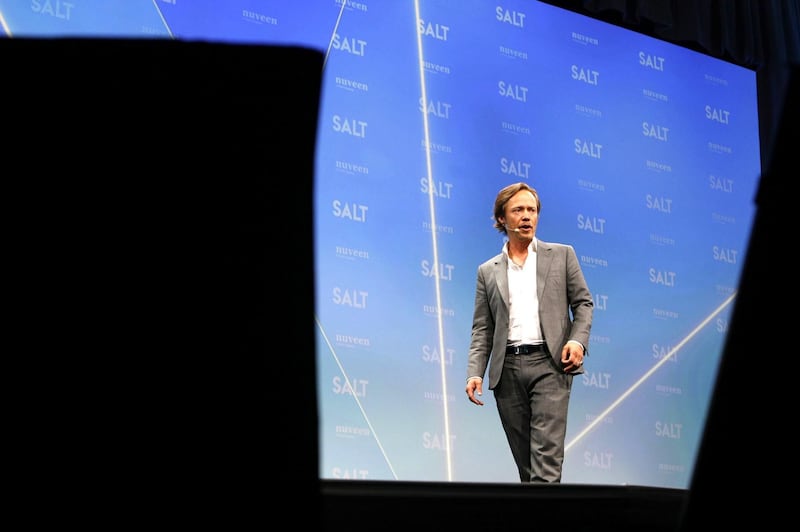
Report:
465,377,484,406
561,342,585,373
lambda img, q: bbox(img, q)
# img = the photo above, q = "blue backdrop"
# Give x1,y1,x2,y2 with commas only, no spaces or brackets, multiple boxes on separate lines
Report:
1,0,761,488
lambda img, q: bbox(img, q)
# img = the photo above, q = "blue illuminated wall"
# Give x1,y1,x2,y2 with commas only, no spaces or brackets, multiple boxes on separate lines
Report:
1,0,761,489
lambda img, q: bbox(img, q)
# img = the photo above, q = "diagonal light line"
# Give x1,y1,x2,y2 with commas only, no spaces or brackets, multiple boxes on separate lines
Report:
0,9,11,37
315,313,399,480
414,0,453,481
565,292,737,452
150,0,175,39
322,0,347,71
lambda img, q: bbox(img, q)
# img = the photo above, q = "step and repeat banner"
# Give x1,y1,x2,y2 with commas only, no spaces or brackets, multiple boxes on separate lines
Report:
1,0,761,489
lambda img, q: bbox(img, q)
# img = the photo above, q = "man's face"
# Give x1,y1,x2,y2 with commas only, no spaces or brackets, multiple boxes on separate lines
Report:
501,189,538,240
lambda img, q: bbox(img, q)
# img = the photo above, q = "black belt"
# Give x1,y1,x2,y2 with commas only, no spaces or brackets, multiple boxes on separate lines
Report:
505,344,545,355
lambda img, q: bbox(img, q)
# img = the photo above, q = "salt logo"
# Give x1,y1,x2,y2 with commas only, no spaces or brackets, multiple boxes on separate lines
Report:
495,6,526,27
649,268,676,287
331,468,368,479
593,293,608,310
639,51,665,71
705,105,731,124
421,260,454,281
31,0,74,19
418,19,450,40
331,33,367,56
332,375,368,397
500,157,531,178
571,65,599,85
712,246,738,264
422,432,456,451
332,115,368,138
332,199,368,222
420,177,453,199
709,174,733,192
498,81,528,102
646,194,673,213
577,214,606,234
332,287,368,308
574,138,603,158
422,345,454,365
419,98,452,119
655,421,682,439
642,122,669,141
583,451,613,469
581,371,610,388
652,343,677,362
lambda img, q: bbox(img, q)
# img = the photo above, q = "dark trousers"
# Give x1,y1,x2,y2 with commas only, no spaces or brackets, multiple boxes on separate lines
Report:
494,349,573,482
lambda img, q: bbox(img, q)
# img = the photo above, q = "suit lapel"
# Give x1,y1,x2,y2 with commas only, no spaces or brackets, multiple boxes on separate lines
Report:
493,253,510,309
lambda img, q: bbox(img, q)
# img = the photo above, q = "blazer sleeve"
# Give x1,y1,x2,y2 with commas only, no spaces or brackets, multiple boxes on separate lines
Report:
565,244,593,352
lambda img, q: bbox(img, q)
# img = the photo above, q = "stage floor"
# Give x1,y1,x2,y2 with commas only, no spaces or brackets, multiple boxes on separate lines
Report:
321,479,688,531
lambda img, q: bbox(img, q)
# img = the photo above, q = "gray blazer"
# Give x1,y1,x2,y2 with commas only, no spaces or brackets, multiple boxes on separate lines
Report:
466,239,594,389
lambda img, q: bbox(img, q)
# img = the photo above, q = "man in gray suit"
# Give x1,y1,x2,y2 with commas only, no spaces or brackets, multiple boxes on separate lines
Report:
465,182,593,483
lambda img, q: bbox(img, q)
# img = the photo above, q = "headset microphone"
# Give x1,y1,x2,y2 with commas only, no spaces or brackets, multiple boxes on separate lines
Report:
505,224,521,233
